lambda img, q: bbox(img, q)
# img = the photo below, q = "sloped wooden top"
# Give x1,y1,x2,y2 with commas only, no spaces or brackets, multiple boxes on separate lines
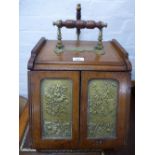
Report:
28,37,131,71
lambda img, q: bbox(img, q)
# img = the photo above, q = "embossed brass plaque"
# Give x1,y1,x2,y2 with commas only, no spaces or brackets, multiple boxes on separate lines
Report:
87,79,118,138
41,79,72,139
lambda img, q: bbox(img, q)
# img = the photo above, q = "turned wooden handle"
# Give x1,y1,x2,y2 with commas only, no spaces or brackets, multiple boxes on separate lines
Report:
53,20,107,29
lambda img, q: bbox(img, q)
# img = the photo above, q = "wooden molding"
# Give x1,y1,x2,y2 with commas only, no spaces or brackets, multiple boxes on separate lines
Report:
28,37,46,70
111,39,132,71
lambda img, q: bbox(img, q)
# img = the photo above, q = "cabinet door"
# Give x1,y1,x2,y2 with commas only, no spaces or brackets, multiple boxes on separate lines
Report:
80,71,130,149
29,71,79,149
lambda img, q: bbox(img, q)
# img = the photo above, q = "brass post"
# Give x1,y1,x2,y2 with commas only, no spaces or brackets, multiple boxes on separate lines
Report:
56,27,64,49
95,28,103,50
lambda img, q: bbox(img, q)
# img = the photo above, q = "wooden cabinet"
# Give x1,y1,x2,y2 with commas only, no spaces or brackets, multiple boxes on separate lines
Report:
28,38,131,151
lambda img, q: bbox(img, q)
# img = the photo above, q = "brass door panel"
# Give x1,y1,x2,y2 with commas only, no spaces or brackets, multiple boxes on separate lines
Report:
41,79,72,139
87,79,118,139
